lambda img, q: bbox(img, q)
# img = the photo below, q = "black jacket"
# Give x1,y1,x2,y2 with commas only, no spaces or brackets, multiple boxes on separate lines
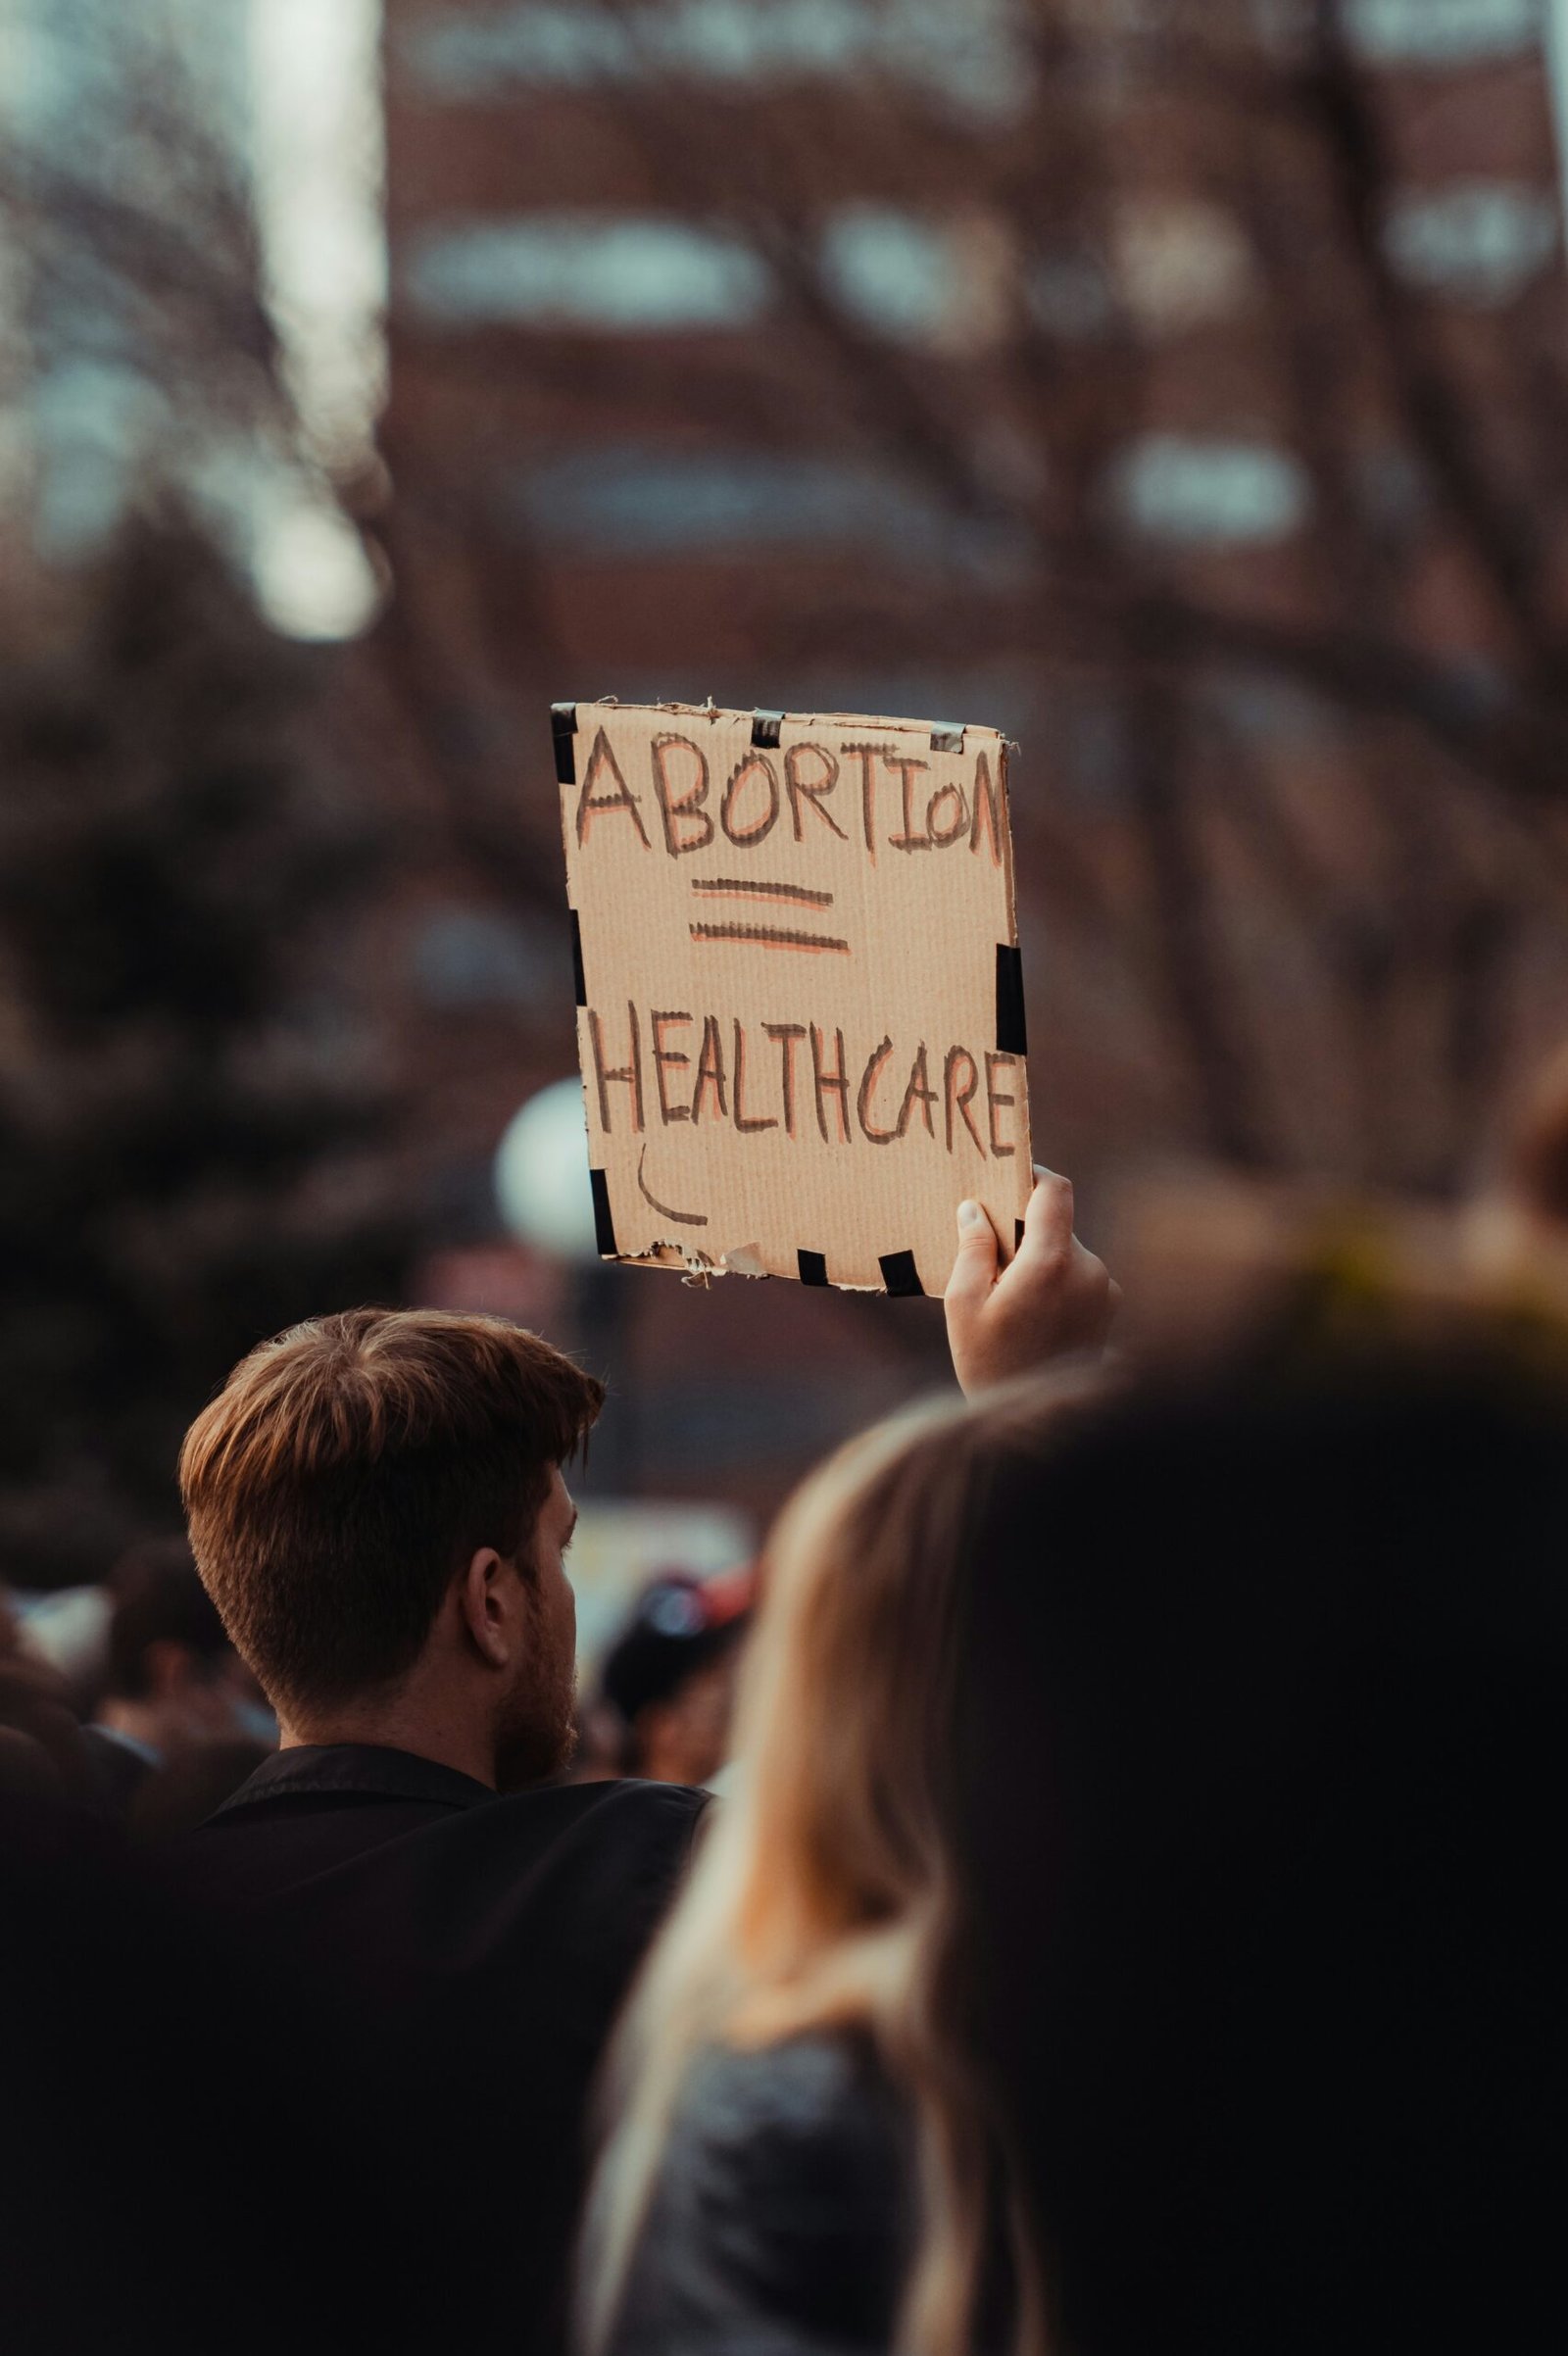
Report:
171,1744,708,2356
605,2031,916,2356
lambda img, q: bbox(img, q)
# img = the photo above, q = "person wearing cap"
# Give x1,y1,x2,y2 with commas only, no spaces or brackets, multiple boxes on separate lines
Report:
598,1570,752,1790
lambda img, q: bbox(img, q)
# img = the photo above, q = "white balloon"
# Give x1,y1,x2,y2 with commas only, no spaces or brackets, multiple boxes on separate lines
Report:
495,1078,600,1262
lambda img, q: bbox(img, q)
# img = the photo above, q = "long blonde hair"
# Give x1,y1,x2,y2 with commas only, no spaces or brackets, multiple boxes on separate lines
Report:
583,1378,1091,2355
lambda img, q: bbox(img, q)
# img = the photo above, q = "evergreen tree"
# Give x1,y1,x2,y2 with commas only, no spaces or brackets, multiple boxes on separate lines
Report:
0,517,410,1585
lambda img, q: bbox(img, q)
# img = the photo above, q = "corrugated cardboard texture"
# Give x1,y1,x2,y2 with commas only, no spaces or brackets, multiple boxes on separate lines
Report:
557,700,1034,1295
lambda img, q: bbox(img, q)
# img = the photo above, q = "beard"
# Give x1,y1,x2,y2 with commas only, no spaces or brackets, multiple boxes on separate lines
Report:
494,1654,578,1791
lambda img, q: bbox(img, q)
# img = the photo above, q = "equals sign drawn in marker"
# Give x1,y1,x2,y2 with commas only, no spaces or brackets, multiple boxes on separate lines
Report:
690,877,836,908
690,922,850,955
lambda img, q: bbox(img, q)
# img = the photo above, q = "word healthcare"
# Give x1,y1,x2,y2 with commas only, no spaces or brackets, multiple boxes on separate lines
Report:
555,700,1035,1296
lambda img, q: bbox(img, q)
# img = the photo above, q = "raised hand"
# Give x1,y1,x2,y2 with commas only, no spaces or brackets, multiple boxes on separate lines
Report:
944,1166,1119,1397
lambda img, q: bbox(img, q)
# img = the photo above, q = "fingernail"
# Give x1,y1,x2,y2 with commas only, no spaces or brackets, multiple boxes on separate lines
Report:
958,1200,984,1229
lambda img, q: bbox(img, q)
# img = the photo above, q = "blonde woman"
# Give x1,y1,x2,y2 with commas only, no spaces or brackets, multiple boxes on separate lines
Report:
587,1304,1568,2356
574,1168,1110,2346
579,1176,1116,2356
580,1376,1086,2356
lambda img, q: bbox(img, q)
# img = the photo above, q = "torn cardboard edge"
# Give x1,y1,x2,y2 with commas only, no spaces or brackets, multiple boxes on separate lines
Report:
587,1163,942,1297
551,698,996,784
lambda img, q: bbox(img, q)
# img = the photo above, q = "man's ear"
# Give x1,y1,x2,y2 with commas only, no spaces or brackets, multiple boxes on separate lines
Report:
457,1548,517,1671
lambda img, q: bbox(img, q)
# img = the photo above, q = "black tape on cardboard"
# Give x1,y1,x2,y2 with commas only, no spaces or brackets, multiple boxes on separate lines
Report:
751,710,784,748
588,1167,618,1259
551,703,578,785
569,908,586,1007
797,1249,828,1287
996,943,1027,1056
879,1250,923,1298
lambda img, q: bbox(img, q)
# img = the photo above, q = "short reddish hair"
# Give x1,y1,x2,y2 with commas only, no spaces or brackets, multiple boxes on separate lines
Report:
179,1308,603,1714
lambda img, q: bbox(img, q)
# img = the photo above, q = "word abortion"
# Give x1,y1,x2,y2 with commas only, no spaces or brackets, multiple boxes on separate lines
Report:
588,1003,1021,1160
571,726,1007,865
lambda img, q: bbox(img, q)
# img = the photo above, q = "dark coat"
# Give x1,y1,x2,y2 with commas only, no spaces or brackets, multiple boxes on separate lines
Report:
604,2030,916,2356
170,1743,708,2356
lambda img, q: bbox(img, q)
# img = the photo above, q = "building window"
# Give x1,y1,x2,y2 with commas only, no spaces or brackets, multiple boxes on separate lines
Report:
1383,182,1558,305
819,209,956,342
403,216,772,330
404,205,1018,343
1111,198,1255,335
1340,0,1543,67
400,0,1035,123
1108,434,1312,547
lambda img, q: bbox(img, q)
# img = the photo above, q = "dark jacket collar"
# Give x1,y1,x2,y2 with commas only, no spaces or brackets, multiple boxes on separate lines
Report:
216,1742,496,1817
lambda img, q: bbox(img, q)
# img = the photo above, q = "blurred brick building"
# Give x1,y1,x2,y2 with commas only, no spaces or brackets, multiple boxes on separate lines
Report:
361,0,1568,1501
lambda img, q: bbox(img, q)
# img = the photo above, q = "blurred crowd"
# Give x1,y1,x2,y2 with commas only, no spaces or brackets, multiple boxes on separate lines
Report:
2,1540,752,1826
3,1095,1566,2356
2,1539,274,1831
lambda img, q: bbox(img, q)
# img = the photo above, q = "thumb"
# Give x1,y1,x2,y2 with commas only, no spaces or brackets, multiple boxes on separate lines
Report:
945,1198,999,1309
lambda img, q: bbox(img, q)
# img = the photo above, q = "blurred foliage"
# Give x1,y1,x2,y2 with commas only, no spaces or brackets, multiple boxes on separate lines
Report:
0,519,410,1584
0,0,286,452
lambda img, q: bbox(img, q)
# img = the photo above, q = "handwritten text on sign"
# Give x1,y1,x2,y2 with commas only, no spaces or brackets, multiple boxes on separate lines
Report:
557,704,1032,1294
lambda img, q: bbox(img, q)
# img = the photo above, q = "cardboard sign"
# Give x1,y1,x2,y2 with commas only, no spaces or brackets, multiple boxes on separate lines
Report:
555,700,1033,1295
